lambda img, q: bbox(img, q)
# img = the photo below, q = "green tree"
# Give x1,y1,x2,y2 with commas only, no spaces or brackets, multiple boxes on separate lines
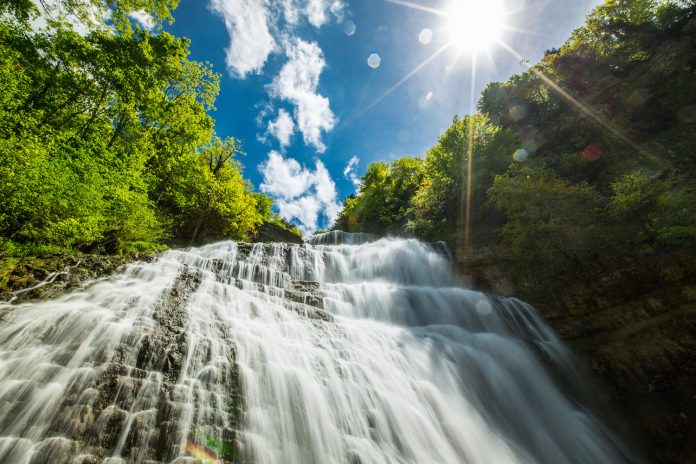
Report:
0,2,268,255
331,157,426,234
409,114,517,242
488,166,603,271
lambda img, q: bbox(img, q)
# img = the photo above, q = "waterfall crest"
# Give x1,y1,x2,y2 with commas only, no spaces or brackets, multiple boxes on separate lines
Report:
0,236,639,463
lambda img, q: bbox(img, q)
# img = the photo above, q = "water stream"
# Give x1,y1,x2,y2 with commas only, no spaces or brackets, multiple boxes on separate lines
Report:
0,233,640,463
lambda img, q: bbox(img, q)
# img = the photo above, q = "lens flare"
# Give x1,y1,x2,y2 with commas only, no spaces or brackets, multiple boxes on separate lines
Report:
513,148,529,162
342,19,356,36
509,104,528,122
186,441,221,463
418,91,434,108
581,144,603,162
677,105,696,123
367,53,382,69
419,27,433,44
475,298,493,315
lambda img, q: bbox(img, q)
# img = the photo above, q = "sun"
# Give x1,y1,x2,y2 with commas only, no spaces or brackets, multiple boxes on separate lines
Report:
446,0,506,54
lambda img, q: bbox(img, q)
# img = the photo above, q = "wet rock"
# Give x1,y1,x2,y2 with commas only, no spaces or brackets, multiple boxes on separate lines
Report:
55,405,94,438
252,222,303,245
234,243,253,262
0,253,157,303
72,455,100,464
91,406,128,451
285,289,323,310
28,437,80,464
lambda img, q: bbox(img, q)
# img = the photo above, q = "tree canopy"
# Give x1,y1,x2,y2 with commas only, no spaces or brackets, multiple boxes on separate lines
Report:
334,0,696,296
0,0,287,256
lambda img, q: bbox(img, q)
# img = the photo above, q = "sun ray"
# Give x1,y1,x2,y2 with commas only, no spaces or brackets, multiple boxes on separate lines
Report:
495,38,637,148
384,0,445,17
494,38,671,168
469,54,477,113
344,43,452,126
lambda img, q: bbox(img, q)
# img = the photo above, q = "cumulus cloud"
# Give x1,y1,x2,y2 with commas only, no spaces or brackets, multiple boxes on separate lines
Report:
305,0,345,27
313,161,341,221
210,0,346,78
343,156,361,190
260,151,341,232
209,0,345,152
209,0,277,78
275,197,322,232
267,109,295,148
280,0,346,27
128,10,156,30
268,38,336,152
259,151,312,199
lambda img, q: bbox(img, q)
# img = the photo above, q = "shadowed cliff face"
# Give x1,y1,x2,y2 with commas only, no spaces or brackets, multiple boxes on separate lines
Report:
464,244,696,464
0,235,641,463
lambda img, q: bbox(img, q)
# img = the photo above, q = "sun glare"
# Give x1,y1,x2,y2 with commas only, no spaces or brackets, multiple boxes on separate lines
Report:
446,0,506,53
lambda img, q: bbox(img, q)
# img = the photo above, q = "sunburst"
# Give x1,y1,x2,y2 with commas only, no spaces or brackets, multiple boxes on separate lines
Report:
379,0,521,116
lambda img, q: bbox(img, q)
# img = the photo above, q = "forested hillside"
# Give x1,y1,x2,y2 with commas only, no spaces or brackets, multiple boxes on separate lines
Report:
0,0,299,258
335,0,696,293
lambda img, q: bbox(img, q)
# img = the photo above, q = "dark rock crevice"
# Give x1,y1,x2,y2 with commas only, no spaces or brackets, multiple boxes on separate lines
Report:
463,244,696,464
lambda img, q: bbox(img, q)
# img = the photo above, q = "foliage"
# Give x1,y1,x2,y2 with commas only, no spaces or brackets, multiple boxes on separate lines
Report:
0,1,271,255
334,0,696,287
488,166,602,270
333,158,426,234
334,114,517,242
409,115,517,241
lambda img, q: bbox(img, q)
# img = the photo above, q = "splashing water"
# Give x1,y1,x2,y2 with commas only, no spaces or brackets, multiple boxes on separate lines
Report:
0,234,640,463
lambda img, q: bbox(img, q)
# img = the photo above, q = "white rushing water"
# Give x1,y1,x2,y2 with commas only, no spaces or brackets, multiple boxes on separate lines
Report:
0,233,641,463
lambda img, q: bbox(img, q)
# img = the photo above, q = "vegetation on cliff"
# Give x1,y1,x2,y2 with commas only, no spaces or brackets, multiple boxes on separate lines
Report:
0,0,301,260
334,0,696,296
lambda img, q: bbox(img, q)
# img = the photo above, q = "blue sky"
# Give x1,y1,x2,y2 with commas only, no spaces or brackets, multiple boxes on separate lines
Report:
162,0,603,232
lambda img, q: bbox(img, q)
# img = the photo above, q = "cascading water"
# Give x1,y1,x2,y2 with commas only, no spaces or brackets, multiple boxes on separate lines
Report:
0,233,641,464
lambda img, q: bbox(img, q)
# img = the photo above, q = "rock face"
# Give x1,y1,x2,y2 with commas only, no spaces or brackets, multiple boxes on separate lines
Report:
0,254,155,303
252,222,303,245
465,245,696,464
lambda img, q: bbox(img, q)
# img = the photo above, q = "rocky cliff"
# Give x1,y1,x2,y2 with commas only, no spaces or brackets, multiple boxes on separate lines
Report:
465,245,696,464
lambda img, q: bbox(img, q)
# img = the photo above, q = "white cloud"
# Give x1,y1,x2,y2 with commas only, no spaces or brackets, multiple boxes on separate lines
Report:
276,197,322,231
280,0,346,27
313,161,341,221
280,0,302,25
342,156,358,177
210,0,277,78
268,38,336,152
329,1,346,22
259,151,312,199
267,109,295,148
343,156,361,190
260,151,341,232
209,0,346,78
208,0,346,152
128,10,155,30
305,0,331,27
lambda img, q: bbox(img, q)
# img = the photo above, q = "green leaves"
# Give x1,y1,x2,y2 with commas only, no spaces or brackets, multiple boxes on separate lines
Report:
0,4,265,255
334,158,426,235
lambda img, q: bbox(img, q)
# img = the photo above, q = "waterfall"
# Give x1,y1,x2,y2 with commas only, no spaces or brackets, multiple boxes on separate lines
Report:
0,235,640,464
